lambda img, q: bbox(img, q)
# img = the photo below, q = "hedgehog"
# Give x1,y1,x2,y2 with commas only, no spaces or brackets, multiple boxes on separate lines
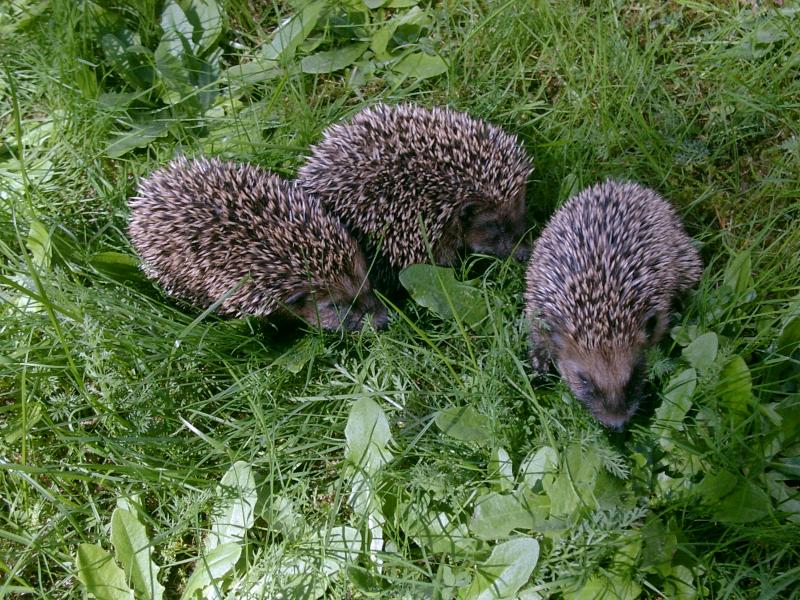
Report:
297,103,533,291
128,157,387,330
524,179,702,430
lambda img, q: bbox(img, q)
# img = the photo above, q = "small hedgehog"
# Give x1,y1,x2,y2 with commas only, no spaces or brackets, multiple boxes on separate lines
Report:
524,180,702,430
129,157,386,330
297,103,533,291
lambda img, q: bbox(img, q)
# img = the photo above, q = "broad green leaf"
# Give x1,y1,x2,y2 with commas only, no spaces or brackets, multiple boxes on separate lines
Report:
694,471,738,503
723,249,753,296
764,471,800,523
400,264,487,327
434,405,492,443
364,0,388,7
393,52,447,79
348,468,384,521
345,398,393,473
776,316,800,357
713,480,771,523
105,121,171,158
0,157,54,190
207,461,257,551
301,43,369,73
489,447,514,491
90,252,147,283
544,444,601,517
613,532,642,568
195,49,222,112
344,398,392,473
655,368,697,430
773,456,800,478
223,58,282,86
592,469,631,511
76,543,135,600
463,537,539,600
99,30,154,90
184,0,222,55
441,563,472,590
245,556,325,599
399,501,477,555
565,574,641,600
26,219,51,270
671,324,700,347
98,91,144,109
19,117,55,148
90,252,140,269
663,565,700,600
681,332,718,373
263,2,325,61
371,23,395,60
639,518,678,570
715,355,752,417
371,6,429,59
469,492,537,540
179,543,241,600
154,41,192,101
110,508,164,600
261,494,304,538
518,446,558,491
160,0,194,57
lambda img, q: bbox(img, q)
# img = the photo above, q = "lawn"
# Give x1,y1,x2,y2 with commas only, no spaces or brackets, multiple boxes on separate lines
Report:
1,0,799,598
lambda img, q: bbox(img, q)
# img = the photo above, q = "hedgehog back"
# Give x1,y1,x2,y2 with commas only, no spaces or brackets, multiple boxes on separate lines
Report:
298,103,532,272
129,157,363,318
524,179,702,350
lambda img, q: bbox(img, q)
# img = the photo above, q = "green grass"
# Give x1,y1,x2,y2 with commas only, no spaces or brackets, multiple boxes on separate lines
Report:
1,0,799,598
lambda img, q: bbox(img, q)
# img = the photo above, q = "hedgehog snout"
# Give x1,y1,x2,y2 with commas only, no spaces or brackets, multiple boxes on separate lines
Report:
341,294,389,331
513,242,531,262
465,221,524,260
559,355,645,430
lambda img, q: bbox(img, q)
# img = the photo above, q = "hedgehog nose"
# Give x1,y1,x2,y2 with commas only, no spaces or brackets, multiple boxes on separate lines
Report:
606,421,626,433
368,307,389,330
513,243,531,262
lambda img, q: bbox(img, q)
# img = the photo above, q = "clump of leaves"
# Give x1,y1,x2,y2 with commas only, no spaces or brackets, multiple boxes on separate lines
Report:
93,0,450,157
90,0,226,156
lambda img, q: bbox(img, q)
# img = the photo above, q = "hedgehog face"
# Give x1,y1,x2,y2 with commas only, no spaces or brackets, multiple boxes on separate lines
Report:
284,284,387,331
461,190,529,261
556,344,646,431
550,307,669,430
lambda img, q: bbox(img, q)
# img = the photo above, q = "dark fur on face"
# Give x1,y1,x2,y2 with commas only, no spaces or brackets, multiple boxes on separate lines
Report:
546,319,656,430
297,103,532,291
284,278,388,331
129,157,386,331
525,180,702,430
462,188,530,261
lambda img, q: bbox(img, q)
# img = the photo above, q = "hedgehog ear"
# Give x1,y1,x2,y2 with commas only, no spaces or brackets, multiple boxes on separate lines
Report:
459,200,479,225
643,309,660,341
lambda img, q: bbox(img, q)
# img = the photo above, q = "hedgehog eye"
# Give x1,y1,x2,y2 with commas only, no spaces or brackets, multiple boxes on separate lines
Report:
644,313,659,339
459,201,478,223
